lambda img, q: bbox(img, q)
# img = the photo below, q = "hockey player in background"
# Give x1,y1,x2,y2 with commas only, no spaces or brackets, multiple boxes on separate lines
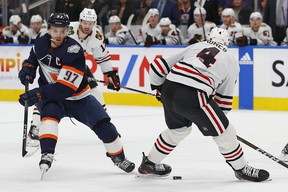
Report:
186,7,216,45
18,12,135,176
279,143,288,162
138,27,270,182
28,8,117,152
27,15,47,44
141,8,161,46
235,12,277,46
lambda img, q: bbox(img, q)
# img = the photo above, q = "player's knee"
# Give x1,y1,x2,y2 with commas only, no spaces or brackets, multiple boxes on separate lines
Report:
162,126,192,145
213,123,239,150
92,118,119,143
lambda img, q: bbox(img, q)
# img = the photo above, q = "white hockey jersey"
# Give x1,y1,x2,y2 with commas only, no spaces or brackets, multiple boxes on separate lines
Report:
105,24,136,45
220,22,243,45
26,24,48,43
187,21,216,41
2,23,29,43
150,41,239,111
141,23,161,42
157,24,186,45
243,23,277,46
69,22,113,73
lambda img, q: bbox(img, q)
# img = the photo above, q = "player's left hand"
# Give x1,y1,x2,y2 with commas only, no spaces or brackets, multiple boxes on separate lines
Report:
19,88,43,106
106,70,121,91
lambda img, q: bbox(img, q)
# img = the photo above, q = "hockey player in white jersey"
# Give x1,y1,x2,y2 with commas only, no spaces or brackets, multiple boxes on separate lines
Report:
187,7,216,45
236,12,277,46
27,8,119,157
138,27,270,182
105,15,136,45
27,15,47,44
279,143,288,162
220,8,243,45
141,8,161,46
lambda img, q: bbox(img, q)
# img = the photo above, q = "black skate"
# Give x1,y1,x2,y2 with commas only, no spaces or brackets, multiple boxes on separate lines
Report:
39,153,54,179
24,123,40,158
28,124,39,140
138,152,172,176
279,143,288,162
234,165,270,182
106,153,135,173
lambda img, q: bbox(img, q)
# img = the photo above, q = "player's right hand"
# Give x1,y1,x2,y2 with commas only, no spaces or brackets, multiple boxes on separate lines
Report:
18,61,36,85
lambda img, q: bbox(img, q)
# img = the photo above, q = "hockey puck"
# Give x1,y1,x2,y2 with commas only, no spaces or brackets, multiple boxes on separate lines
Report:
173,176,182,180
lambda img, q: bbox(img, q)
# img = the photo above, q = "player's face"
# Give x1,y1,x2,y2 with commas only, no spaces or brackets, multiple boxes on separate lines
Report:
110,23,121,33
80,20,95,34
222,15,233,26
49,26,68,47
194,14,206,26
160,25,170,36
149,15,159,27
250,18,261,29
30,22,42,33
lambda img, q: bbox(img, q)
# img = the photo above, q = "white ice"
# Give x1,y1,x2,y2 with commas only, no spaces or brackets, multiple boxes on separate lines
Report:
0,102,288,192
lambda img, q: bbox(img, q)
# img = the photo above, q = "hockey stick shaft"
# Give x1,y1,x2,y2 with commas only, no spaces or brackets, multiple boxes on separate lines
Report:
22,78,29,157
237,135,288,169
96,79,156,96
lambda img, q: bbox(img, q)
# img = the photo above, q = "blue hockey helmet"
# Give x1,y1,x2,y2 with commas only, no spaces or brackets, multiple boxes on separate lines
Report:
48,12,70,28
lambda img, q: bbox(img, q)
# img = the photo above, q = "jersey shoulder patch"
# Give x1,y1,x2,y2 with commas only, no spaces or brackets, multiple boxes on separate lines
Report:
68,26,75,35
67,44,81,53
95,30,103,40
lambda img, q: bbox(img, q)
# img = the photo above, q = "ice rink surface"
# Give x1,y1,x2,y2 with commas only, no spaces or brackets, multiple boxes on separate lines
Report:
0,101,288,192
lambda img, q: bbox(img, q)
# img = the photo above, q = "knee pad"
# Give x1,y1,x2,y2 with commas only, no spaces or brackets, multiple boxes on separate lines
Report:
92,119,119,143
161,126,192,145
39,119,59,140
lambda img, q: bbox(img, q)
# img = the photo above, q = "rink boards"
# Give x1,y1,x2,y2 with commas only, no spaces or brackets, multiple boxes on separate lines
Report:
0,44,287,111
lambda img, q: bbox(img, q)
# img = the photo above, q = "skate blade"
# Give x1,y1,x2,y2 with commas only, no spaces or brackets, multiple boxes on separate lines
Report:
24,143,40,158
135,172,170,179
40,168,47,180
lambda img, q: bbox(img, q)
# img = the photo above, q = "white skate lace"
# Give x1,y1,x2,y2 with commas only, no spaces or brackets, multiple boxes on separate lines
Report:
41,153,56,163
242,165,259,178
155,164,166,171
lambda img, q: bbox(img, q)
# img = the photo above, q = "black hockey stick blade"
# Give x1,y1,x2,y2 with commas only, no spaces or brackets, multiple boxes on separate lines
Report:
22,78,29,157
96,79,156,96
237,135,288,169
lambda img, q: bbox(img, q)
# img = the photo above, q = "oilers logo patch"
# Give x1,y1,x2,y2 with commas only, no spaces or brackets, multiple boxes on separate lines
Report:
95,31,103,40
67,44,80,53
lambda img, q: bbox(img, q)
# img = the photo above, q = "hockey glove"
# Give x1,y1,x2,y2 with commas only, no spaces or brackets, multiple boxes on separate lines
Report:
105,70,121,91
235,36,248,46
151,84,162,102
18,61,36,85
18,34,29,44
19,88,43,107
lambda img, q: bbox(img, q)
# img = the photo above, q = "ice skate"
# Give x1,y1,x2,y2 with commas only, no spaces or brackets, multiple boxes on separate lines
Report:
234,165,270,182
24,124,40,158
138,152,172,176
39,153,54,180
279,143,288,163
107,153,135,173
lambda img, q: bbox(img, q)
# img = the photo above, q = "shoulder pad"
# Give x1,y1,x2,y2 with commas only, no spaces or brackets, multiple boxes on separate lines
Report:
230,24,236,28
243,24,251,28
4,26,10,31
260,23,267,27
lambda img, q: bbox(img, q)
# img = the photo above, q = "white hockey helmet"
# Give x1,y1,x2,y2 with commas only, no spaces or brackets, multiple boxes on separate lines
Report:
148,8,159,16
193,7,206,15
30,15,42,23
222,8,235,17
9,15,21,25
109,15,121,24
208,27,229,46
159,17,171,26
80,8,97,22
250,12,262,21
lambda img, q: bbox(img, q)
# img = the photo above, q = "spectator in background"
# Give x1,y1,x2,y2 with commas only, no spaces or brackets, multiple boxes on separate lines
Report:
105,15,137,44
264,0,288,46
134,0,153,25
220,8,243,45
236,12,277,46
109,0,136,25
0,0,13,26
2,15,29,44
248,0,267,17
55,0,82,21
232,0,253,25
178,0,192,26
27,15,47,44
186,7,216,45
152,0,180,26
188,0,220,26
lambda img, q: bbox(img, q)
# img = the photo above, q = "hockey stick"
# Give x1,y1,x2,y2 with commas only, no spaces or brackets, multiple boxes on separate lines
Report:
237,135,288,169
22,78,29,157
127,14,139,45
96,79,156,96
141,11,152,41
194,0,207,41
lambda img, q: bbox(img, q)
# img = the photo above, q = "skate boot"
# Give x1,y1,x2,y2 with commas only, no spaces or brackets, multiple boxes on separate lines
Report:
138,152,172,176
279,143,288,162
39,153,54,172
106,153,135,173
28,124,39,140
234,165,270,182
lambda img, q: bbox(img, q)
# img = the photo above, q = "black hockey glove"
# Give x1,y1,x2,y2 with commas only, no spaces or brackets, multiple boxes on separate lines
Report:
235,36,248,46
17,34,29,44
104,38,109,44
105,70,121,91
19,88,43,107
18,61,37,85
151,84,162,102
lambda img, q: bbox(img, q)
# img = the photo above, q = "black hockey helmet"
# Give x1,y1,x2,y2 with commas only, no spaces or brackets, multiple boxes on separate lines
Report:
48,12,70,28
